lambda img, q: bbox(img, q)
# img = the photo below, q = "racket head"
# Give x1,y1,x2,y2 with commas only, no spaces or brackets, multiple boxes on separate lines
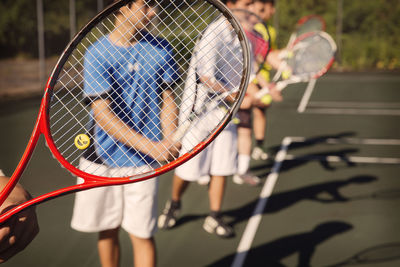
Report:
285,31,336,81
41,0,250,182
295,14,326,36
232,8,271,75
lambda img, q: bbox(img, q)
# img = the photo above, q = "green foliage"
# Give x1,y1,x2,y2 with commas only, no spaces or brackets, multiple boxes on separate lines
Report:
274,0,400,70
0,0,102,58
0,0,37,57
0,0,399,70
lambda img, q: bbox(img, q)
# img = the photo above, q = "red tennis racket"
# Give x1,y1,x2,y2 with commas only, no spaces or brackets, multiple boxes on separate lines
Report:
0,0,250,223
256,31,337,98
287,14,326,48
232,8,271,76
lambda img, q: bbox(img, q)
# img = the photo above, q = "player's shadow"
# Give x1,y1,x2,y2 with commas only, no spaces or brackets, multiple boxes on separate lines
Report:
172,175,377,230
253,147,359,177
224,175,377,227
207,221,353,267
269,132,357,153
253,132,359,176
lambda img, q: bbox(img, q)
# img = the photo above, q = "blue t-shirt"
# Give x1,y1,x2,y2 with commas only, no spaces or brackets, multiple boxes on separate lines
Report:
83,32,178,167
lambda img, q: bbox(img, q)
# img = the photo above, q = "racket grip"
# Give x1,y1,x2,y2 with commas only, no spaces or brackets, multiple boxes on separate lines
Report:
255,87,270,99
173,121,191,142
275,81,287,91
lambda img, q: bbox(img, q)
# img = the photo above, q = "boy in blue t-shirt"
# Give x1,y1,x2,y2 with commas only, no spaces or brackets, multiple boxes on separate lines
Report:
71,1,179,266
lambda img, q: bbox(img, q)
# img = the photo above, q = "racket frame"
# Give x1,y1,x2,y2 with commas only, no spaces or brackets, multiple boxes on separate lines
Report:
232,8,271,76
256,30,336,98
287,14,326,49
0,0,251,222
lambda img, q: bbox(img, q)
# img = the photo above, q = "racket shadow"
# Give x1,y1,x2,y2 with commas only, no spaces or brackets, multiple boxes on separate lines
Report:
324,242,400,267
348,188,400,201
208,221,353,267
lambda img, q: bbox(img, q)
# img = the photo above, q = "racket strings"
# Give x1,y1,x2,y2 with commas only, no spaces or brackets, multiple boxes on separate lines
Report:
48,0,245,178
55,6,188,170
288,32,336,78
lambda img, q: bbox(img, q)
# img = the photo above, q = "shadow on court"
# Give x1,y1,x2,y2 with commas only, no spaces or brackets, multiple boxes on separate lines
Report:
223,175,377,227
208,221,353,267
252,132,361,178
268,132,357,153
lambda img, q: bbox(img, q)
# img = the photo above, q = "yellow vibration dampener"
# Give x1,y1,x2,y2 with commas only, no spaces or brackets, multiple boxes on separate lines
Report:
260,94,272,105
74,134,90,150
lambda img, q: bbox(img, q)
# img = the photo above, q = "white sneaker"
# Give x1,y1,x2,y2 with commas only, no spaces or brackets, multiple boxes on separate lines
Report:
158,200,181,229
203,215,234,238
251,146,268,160
233,173,261,186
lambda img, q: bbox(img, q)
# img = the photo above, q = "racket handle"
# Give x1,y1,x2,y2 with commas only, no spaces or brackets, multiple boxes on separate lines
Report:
255,87,270,99
255,80,289,99
173,121,191,142
275,81,287,91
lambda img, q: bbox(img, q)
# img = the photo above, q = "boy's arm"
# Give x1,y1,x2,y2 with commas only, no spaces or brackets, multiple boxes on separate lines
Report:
161,88,179,141
91,99,179,161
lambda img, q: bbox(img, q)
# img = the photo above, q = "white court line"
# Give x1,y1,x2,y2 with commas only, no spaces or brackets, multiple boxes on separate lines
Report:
324,138,400,146
231,137,293,267
305,108,400,116
285,154,400,164
297,78,317,113
231,136,399,267
308,101,400,109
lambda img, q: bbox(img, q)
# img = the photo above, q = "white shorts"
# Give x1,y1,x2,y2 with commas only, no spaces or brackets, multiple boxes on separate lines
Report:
175,122,237,181
71,158,158,239
0,169,4,176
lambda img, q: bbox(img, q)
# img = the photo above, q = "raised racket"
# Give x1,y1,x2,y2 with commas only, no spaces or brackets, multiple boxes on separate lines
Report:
232,8,271,77
287,14,326,49
256,31,336,98
0,0,250,222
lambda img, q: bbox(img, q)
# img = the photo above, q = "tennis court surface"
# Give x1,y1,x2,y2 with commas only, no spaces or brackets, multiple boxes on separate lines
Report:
1,72,399,266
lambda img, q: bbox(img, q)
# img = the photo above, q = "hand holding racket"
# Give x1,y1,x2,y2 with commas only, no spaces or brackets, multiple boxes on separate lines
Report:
0,0,250,223
256,31,337,99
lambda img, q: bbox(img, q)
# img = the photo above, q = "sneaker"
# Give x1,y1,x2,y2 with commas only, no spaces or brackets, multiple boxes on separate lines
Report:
251,146,268,160
158,200,180,229
197,175,210,186
233,173,261,186
203,215,234,238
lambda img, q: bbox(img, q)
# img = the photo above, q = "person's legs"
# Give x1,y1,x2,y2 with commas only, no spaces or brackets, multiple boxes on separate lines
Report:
172,174,190,202
203,175,234,238
253,107,266,142
129,235,156,267
98,228,120,267
235,115,261,186
158,174,189,229
208,175,226,212
251,107,269,160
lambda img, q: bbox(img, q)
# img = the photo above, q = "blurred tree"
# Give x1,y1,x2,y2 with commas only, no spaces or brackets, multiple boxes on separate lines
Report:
0,0,399,70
